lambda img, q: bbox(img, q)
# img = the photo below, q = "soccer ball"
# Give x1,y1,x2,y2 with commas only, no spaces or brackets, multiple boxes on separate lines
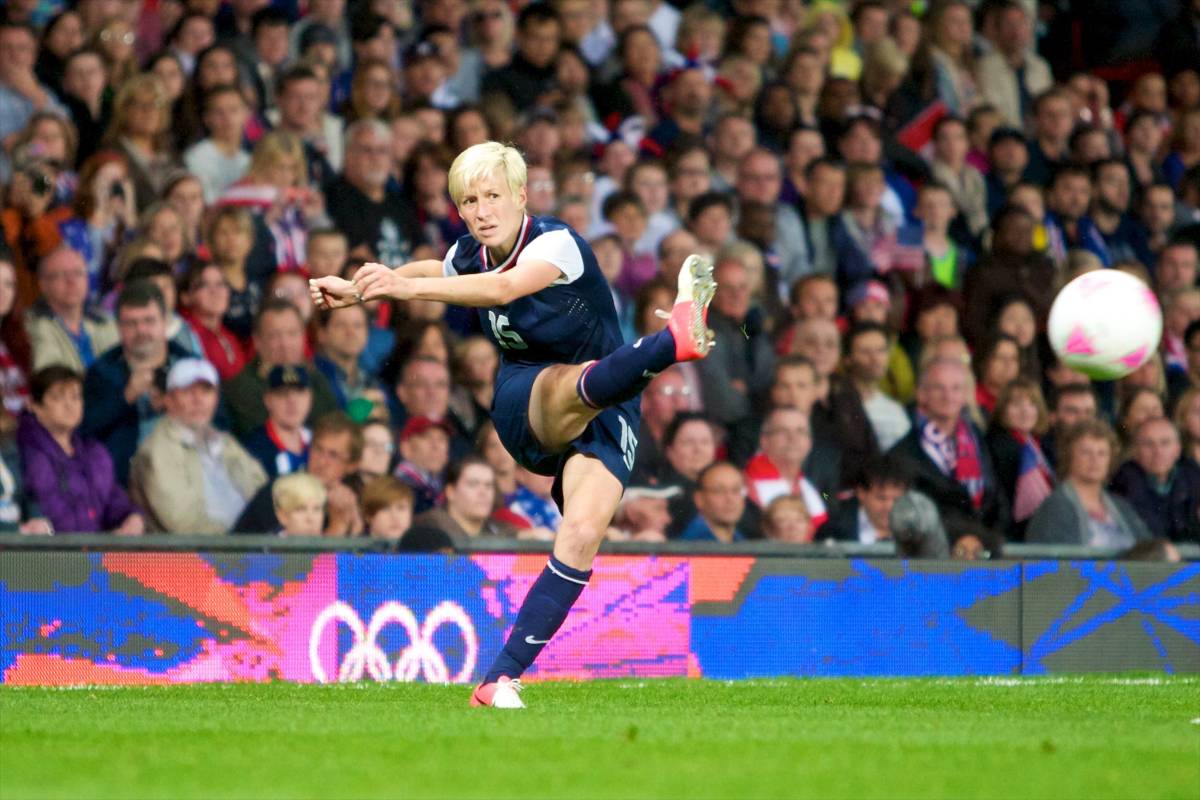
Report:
1048,270,1163,380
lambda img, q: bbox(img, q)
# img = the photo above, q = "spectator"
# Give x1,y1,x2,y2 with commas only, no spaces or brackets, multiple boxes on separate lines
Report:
1109,417,1200,544
243,364,313,480
962,205,1055,350
17,365,142,534
102,73,177,213
395,410,456,514
177,261,247,381
60,48,112,166
792,316,878,488
0,21,66,184
0,439,51,534
290,0,351,73
480,3,560,113
633,367,695,479
269,64,342,182
222,299,338,439
0,254,31,432
271,472,327,536
796,157,874,291
695,255,775,448
1043,383,1099,470
1155,240,1198,294
325,119,427,263
234,411,364,535
80,281,189,485
743,406,829,531
817,454,909,546
973,333,1022,417
1023,89,1075,187
986,377,1056,538
761,495,812,543
930,116,987,238
975,0,1052,128
24,247,118,374
129,358,265,533
1090,159,1141,264
415,455,517,544
221,130,325,275
610,484,675,542
182,84,251,203
1116,386,1165,452
357,418,396,482
392,355,471,459
313,304,386,411
679,461,748,543
1027,420,1151,547
912,182,970,291
205,204,263,341
984,127,1029,215
890,356,1009,543
1044,164,1110,266
447,335,498,439
845,322,911,452
505,465,561,533
1174,387,1200,465
361,475,414,541
122,257,202,357
55,152,138,297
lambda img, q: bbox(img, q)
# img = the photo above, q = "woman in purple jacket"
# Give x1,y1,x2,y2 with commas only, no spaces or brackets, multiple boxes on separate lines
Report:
17,366,144,534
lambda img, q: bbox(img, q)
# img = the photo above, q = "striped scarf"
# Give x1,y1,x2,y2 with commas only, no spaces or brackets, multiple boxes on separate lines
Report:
1012,431,1055,522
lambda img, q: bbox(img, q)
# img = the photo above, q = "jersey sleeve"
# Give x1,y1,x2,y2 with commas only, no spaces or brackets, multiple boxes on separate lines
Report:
517,229,585,285
442,242,459,277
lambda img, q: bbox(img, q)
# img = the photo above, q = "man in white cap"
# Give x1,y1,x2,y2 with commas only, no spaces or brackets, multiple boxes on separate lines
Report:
130,358,267,533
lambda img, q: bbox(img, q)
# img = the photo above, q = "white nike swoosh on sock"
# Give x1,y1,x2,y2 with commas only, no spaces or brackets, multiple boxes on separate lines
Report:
524,635,551,645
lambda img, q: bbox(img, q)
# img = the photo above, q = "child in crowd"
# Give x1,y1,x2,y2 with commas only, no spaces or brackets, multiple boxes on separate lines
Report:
206,205,260,341
361,475,414,540
272,472,327,536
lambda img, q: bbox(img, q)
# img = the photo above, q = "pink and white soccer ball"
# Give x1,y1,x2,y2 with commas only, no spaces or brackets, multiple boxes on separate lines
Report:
1048,270,1163,380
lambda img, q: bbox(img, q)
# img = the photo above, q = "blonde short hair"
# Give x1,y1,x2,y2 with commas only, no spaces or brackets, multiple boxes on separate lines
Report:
272,472,328,512
447,141,527,206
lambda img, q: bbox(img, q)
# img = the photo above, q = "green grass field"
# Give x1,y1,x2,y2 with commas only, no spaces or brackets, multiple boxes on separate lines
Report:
1,677,1197,800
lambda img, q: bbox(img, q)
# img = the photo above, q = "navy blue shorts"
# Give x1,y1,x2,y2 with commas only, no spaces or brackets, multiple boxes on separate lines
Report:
491,362,642,510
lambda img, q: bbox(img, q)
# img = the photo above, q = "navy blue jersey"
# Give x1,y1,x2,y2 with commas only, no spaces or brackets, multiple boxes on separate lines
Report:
443,215,624,366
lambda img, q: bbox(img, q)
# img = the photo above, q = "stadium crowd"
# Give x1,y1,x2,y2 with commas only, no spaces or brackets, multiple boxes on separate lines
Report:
0,0,1199,559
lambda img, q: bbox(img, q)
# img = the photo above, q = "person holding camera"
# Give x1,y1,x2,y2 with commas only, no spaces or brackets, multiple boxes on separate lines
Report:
1,152,72,307
53,152,138,299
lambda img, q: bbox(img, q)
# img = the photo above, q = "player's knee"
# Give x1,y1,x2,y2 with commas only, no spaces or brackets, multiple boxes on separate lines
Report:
557,518,605,549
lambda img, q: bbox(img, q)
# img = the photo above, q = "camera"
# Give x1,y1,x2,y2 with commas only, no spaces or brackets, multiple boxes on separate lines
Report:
24,169,52,197
111,182,125,201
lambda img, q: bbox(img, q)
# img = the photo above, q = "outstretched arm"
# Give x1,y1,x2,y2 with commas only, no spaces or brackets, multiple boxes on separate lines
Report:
309,259,444,309
313,259,563,310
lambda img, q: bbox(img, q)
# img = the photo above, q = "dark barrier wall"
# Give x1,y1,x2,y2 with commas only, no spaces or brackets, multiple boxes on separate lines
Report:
1,553,1197,684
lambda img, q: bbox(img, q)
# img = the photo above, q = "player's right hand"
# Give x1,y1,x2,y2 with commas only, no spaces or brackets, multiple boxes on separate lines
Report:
309,276,362,309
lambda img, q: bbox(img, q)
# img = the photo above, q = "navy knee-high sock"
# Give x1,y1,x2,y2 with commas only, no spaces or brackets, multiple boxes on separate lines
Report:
484,555,591,682
576,329,677,409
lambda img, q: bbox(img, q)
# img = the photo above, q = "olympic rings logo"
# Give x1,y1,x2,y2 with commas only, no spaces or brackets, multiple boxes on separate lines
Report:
308,601,478,684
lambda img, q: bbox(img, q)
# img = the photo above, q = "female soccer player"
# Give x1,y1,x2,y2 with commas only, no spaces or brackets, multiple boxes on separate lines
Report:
309,141,715,708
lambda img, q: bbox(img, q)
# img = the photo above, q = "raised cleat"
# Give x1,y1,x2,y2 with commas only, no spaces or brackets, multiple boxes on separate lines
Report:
469,676,525,708
658,254,717,361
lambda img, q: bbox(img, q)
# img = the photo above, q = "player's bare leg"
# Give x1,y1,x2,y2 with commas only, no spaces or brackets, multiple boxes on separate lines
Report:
528,253,717,450
471,453,622,709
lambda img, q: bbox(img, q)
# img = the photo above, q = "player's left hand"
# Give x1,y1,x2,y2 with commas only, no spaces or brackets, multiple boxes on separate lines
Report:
309,275,361,309
353,261,413,302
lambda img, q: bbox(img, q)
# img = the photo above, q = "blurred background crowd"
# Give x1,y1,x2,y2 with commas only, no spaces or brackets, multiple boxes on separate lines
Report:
1,0,1199,559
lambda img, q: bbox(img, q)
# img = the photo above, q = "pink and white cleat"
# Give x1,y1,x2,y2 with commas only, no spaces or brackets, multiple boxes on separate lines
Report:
470,676,525,708
659,254,717,362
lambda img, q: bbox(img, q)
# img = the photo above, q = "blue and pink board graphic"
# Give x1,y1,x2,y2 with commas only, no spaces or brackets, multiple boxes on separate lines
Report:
1,553,1196,684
